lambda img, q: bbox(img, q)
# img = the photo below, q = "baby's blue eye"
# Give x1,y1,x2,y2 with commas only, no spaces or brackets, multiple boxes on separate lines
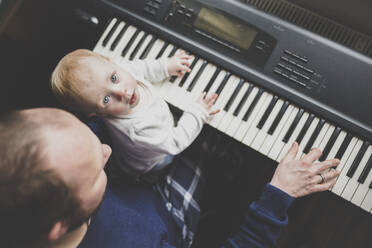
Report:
111,73,117,83
103,95,110,104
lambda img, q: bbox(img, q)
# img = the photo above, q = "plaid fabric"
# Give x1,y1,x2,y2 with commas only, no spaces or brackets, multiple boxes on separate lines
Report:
154,156,204,248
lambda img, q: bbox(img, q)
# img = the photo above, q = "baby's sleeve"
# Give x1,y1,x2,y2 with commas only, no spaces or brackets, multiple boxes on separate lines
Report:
120,58,169,83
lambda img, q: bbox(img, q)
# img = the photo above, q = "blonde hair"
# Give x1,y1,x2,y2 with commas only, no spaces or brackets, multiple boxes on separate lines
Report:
50,49,109,113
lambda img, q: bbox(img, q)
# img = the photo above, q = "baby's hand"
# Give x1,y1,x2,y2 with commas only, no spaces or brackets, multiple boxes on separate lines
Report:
196,92,220,116
167,50,192,77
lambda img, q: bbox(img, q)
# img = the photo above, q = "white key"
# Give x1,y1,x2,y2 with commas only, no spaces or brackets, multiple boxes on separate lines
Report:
267,107,299,161
226,86,258,137
209,76,239,127
295,117,319,159
277,112,310,162
242,94,274,146
233,92,268,141
123,31,146,60
218,82,249,133
112,26,137,62
146,39,165,59
317,125,335,155
94,18,118,53
132,34,154,60
311,123,330,149
325,130,347,160
342,146,372,201
361,189,372,211
259,105,295,156
191,66,222,100
350,147,372,205
100,22,127,57
332,139,362,195
251,99,284,151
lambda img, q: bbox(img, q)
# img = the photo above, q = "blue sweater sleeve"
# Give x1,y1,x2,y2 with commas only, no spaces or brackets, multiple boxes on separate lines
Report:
222,183,294,248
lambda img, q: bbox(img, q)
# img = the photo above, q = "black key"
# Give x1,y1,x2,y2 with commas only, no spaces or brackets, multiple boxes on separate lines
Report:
129,33,148,60
282,109,305,143
296,114,315,144
358,154,372,184
121,29,140,57
319,127,342,161
335,133,353,159
102,19,120,47
110,23,129,51
168,46,178,57
186,60,208,92
178,57,199,86
233,84,254,117
303,119,326,154
224,79,244,112
242,89,264,121
155,42,169,59
202,67,222,93
257,96,279,129
215,72,232,96
139,36,156,59
369,180,372,189
347,141,370,178
268,101,290,135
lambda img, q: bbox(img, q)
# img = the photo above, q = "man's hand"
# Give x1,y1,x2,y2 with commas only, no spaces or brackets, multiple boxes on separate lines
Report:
197,92,220,116
167,50,192,77
270,142,340,198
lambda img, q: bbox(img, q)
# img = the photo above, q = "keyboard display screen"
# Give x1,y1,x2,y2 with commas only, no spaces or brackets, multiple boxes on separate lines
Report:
194,7,258,51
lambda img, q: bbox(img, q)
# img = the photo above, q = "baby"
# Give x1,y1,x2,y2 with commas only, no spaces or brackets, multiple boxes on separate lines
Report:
51,49,219,179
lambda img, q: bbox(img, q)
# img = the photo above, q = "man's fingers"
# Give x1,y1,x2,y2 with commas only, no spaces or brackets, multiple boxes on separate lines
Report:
302,148,322,164
315,159,340,173
311,168,340,184
310,178,337,193
209,109,220,115
280,142,298,164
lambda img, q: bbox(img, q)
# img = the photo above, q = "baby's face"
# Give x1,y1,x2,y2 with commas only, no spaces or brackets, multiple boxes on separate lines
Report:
78,57,140,116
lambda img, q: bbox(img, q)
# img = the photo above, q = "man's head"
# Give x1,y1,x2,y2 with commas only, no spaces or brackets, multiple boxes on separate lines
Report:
51,49,140,117
0,108,111,247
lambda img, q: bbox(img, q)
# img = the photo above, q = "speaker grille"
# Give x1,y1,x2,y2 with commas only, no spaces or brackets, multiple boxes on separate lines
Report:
240,0,372,58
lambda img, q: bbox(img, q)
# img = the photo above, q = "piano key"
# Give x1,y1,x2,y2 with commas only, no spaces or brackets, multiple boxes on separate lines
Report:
218,82,249,132
178,56,199,87
94,18,118,52
323,130,347,161
234,92,269,141
209,76,240,127
358,153,372,184
251,99,284,151
360,189,372,211
186,60,209,92
278,112,310,162
146,39,165,59
215,72,232,96
267,101,290,135
110,25,137,62
121,29,141,58
168,46,178,57
101,18,120,49
295,114,315,144
342,145,372,201
332,139,362,195
335,133,353,160
139,36,157,59
257,96,280,129
316,125,335,156
303,119,326,154
346,141,370,178
123,31,145,60
295,117,319,159
267,107,299,160
318,127,342,161
242,94,274,146
189,64,219,99
199,67,221,93
101,22,127,57
233,84,254,117
110,23,129,51
226,86,259,137
129,32,149,60
350,150,372,206
155,42,170,59
242,88,265,121
282,108,305,143
259,104,295,156
223,79,245,112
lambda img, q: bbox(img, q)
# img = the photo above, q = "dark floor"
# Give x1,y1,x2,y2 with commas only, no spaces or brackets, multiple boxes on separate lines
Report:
1,0,372,247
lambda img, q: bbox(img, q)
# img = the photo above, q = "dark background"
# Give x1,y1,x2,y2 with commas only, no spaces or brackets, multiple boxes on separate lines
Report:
0,0,371,247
